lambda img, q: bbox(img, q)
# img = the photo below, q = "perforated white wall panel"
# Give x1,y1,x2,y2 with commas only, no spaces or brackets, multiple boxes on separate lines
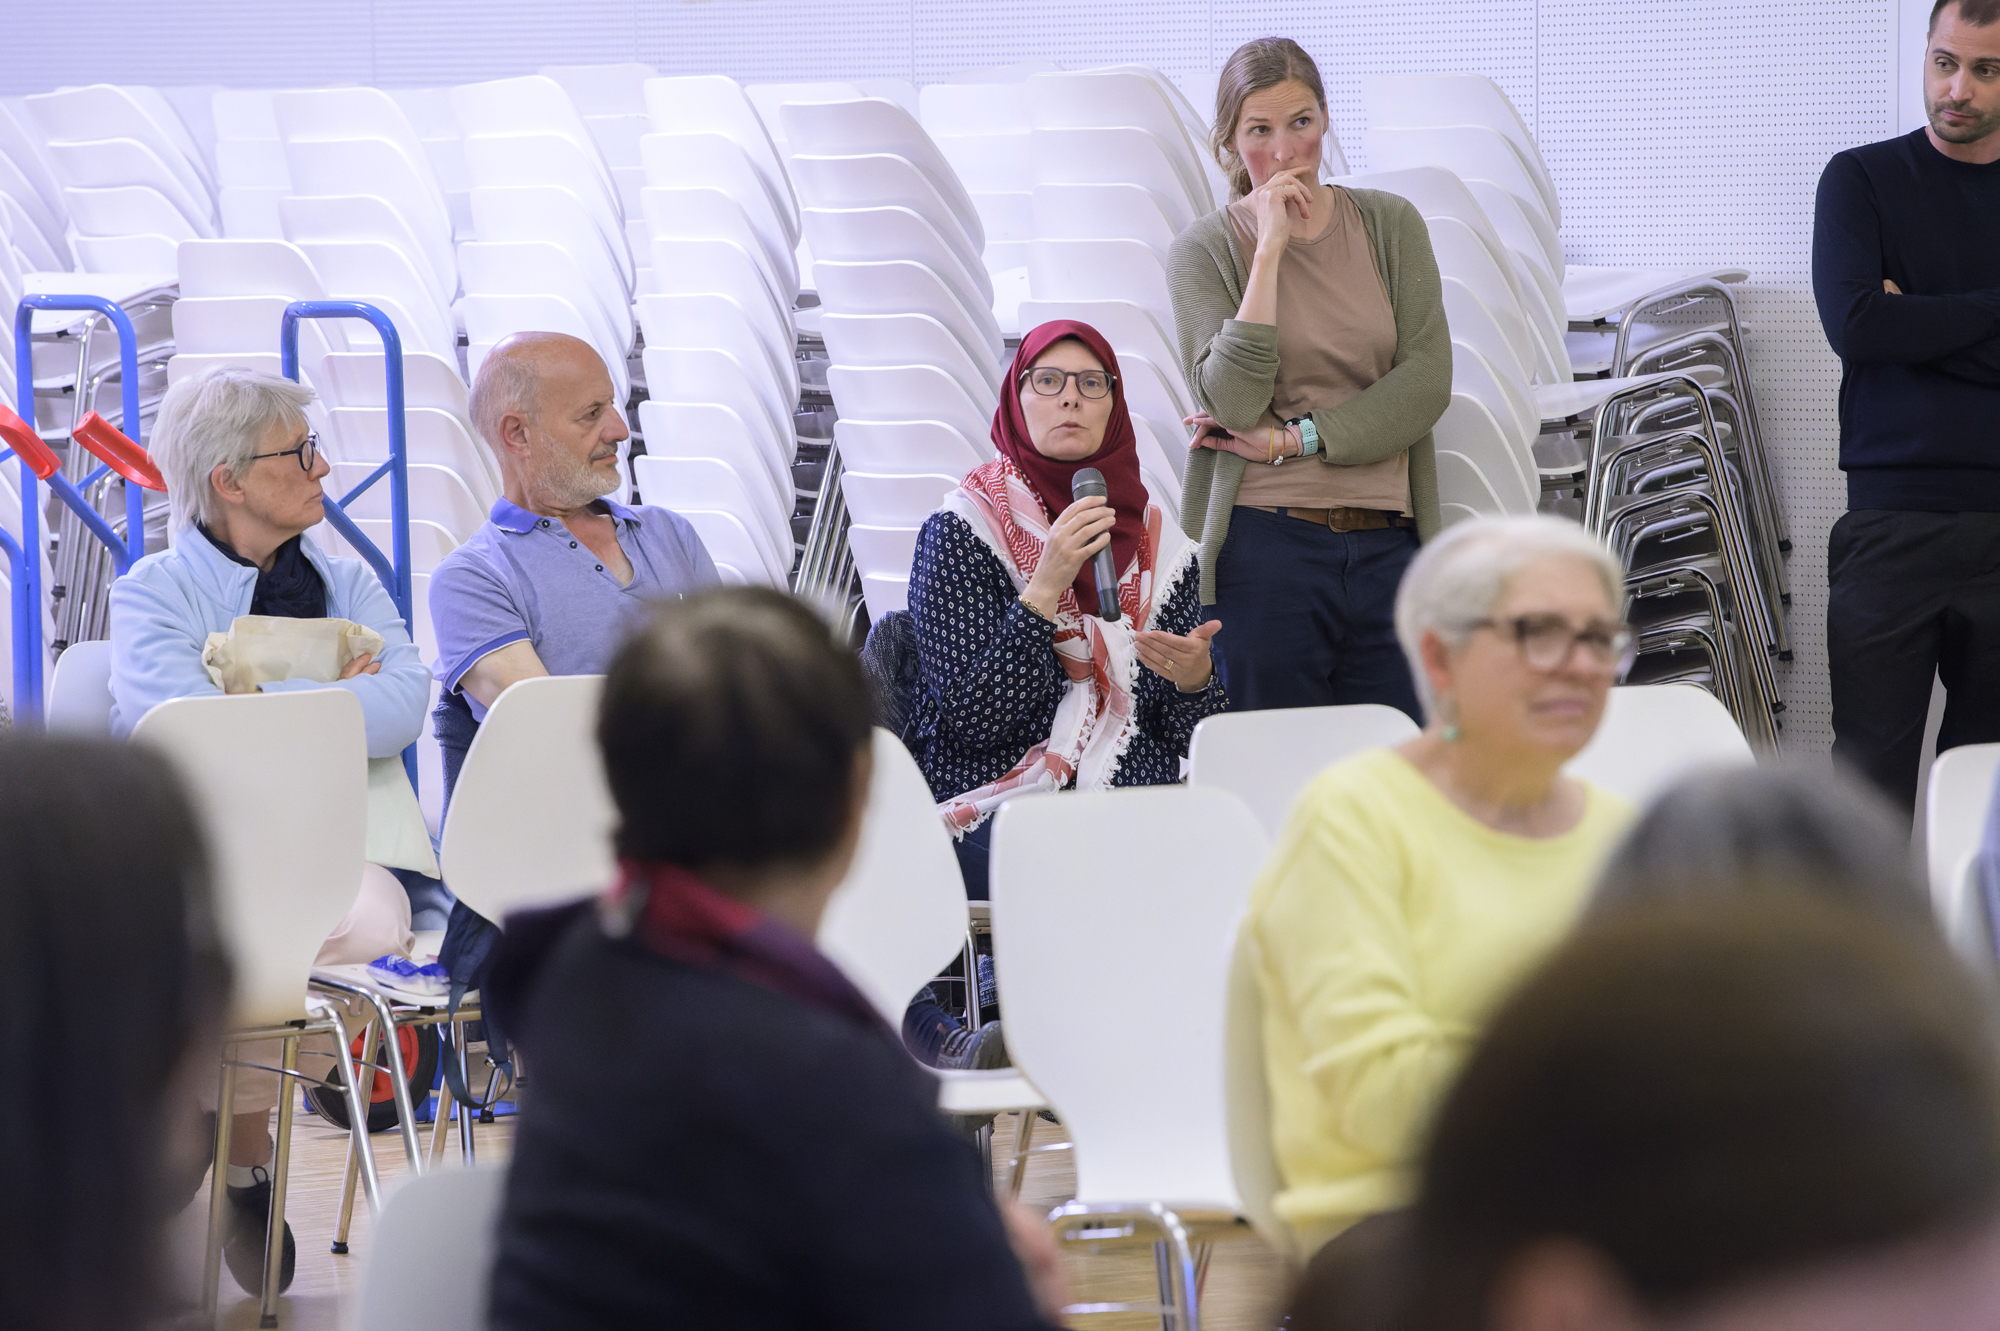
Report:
2,0,1908,752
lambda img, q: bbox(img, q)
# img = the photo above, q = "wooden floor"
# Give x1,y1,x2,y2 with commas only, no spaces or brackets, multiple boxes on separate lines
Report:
158,1101,1290,1330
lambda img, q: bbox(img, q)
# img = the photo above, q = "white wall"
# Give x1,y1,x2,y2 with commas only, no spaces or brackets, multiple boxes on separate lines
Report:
4,0,1920,754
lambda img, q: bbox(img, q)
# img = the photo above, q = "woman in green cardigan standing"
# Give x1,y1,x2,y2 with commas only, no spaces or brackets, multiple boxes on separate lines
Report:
1169,37,1452,719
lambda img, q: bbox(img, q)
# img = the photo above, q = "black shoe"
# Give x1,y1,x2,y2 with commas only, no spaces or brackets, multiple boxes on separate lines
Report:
936,1019,1010,1072
224,1166,297,1297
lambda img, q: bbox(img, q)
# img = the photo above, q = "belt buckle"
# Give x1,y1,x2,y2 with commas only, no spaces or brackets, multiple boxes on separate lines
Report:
1326,507,1357,533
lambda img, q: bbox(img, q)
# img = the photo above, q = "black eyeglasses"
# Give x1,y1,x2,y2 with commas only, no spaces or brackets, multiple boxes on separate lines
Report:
247,431,319,472
1465,614,1636,674
1020,367,1117,400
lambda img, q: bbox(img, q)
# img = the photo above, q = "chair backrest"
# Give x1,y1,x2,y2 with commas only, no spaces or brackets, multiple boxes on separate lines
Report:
820,311,999,405
1188,704,1422,841
353,1164,505,1331
834,417,988,474
133,689,368,1027
645,75,798,236
816,729,969,1026
990,785,1269,1206
1434,394,1535,515
779,98,983,253
814,259,1005,367
1360,73,1558,224
176,237,326,299
1927,743,2000,924
1563,682,1755,808
827,363,992,451
45,639,115,734
439,675,617,920
638,399,792,501
1223,910,1298,1263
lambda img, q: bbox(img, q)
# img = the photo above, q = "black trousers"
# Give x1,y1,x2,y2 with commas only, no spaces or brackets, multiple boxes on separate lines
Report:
1828,509,2000,813
1206,507,1424,722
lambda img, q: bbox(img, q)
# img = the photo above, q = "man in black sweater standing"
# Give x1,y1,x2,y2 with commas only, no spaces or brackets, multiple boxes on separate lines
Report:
1813,0,2000,812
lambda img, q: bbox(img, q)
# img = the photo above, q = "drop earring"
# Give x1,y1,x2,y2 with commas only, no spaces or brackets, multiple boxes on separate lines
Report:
1439,696,1461,743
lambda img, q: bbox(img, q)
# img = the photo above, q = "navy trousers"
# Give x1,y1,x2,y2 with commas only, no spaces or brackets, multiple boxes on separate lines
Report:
1206,507,1424,722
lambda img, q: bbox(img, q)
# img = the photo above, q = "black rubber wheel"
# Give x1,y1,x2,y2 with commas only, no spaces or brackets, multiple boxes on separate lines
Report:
306,1024,441,1134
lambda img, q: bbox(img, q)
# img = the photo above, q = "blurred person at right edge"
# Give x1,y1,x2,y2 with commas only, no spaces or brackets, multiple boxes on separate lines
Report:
1286,893,2000,1331
1812,0,2000,816
1170,36,1450,718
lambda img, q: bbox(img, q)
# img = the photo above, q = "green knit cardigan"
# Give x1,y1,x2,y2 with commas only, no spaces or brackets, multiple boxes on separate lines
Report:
1167,188,1453,603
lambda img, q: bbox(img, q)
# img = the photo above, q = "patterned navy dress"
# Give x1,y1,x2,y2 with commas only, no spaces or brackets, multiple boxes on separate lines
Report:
907,508,1228,806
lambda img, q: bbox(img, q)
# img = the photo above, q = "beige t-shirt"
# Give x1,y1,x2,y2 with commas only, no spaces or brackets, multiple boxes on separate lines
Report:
1223,186,1409,513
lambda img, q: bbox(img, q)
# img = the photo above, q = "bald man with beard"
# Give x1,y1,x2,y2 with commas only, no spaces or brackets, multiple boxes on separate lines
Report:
429,332,719,807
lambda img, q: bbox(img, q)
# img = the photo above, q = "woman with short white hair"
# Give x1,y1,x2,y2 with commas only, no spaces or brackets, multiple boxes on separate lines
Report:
1244,515,1639,1256
107,366,432,1299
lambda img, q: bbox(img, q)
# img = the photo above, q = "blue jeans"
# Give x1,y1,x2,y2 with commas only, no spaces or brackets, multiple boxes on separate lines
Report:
1207,508,1424,722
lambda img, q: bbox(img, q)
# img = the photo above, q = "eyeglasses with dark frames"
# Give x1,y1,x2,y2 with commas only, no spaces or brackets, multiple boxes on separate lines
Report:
247,431,320,473
1019,367,1117,400
1464,613,1637,674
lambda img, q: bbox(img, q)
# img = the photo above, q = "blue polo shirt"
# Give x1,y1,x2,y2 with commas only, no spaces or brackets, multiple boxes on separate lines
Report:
430,496,719,719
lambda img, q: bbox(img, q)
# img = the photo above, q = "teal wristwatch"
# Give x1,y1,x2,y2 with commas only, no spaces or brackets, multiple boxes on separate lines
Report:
1289,416,1320,457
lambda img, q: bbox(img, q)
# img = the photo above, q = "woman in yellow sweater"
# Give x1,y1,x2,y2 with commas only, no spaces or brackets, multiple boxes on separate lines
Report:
1247,516,1638,1253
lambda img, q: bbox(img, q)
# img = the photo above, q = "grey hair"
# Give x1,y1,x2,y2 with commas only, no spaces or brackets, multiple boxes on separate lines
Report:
469,344,543,451
1394,515,1627,712
151,367,315,533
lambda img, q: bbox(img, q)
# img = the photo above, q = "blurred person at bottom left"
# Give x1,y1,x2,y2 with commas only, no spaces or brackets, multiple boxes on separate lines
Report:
485,587,1068,1330
0,735,230,1331
107,365,434,1296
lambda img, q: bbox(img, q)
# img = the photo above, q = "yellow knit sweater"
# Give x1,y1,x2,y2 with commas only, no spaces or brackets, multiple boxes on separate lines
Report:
1246,747,1634,1251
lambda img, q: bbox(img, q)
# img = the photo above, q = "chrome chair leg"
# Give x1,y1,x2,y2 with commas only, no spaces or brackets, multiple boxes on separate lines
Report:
202,1056,238,1322
320,1003,382,1213
428,1071,454,1169
453,1017,478,1165
332,1134,360,1254
258,1034,299,1328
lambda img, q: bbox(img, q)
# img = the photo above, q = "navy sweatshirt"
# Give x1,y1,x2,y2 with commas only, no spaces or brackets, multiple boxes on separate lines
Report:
1812,128,2000,511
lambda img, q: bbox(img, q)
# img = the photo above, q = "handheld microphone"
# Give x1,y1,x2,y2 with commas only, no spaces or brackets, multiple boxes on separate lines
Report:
1070,467,1122,622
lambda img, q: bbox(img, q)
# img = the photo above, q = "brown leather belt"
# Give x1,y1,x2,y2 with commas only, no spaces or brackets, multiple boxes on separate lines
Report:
1248,505,1414,532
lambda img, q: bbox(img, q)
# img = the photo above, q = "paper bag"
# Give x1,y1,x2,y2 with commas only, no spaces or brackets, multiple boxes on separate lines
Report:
201,615,438,875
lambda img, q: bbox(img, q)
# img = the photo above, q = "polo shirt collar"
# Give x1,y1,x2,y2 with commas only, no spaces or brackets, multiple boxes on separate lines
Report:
489,496,640,536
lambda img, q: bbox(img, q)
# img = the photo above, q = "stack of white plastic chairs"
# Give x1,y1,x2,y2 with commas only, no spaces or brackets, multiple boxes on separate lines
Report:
773,92,1006,621
24,83,216,275
1348,75,1785,745
211,90,291,239
269,87,462,370
632,74,803,588
918,62,1049,313
451,75,635,409
0,99,71,282
540,63,657,293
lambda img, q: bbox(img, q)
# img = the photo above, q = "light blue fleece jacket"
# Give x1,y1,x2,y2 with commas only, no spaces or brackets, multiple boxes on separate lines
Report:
108,529,429,758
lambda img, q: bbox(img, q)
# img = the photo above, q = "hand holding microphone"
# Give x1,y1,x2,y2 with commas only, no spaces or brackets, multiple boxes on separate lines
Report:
1019,471,1120,623
1069,468,1123,622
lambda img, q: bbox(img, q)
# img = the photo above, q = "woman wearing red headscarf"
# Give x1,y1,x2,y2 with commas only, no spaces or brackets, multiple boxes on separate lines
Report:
908,321,1230,900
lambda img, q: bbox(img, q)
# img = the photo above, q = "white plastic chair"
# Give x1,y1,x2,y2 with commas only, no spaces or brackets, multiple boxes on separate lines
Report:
1437,448,1508,518
778,99,982,253
841,472,959,528
461,133,631,285
177,237,324,298
820,311,999,405
1926,744,2000,932
133,689,380,1321
787,151,982,268
319,350,470,416
1031,181,1188,258
681,509,787,586
326,406,498,501
637,290,800,409
471,183,633,305
459,239,634,360
278,191,457,306
73,233,180,274
816,729,972,1025
279,136,454,262
644,76,798,238
859,574,910,620
630,454,790,573
1027,238,1174,333
640,181,798,302
1443,276,1536,389
834,417,988,474
642,345,795,460
297,239,457,358
826,364,994,452
44,638,114,734
1030,126,1205,224
1363,125,1561,274
847,524,921,585
1361,74,1560,226
1025,71,1212,215
1564,683,1755,807
1189,704,1421,841
1435,394,1536,515
1452,339,1538,457
353,1164,505,1331
462,293,630,406
452,74,614,197
801,204,992,316
330,462,489,544
640,127,798,251
646,235,794,336
990,785,1271,1327
28,83,215,202
638,398,793,503
439,675,616,921
62,182,201,240
813,259,1005,368
1427,215,1562,385
43,138,215,236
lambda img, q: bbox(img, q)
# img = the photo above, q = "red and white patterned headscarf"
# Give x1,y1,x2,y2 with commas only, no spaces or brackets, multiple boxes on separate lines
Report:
935,322,1193,836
